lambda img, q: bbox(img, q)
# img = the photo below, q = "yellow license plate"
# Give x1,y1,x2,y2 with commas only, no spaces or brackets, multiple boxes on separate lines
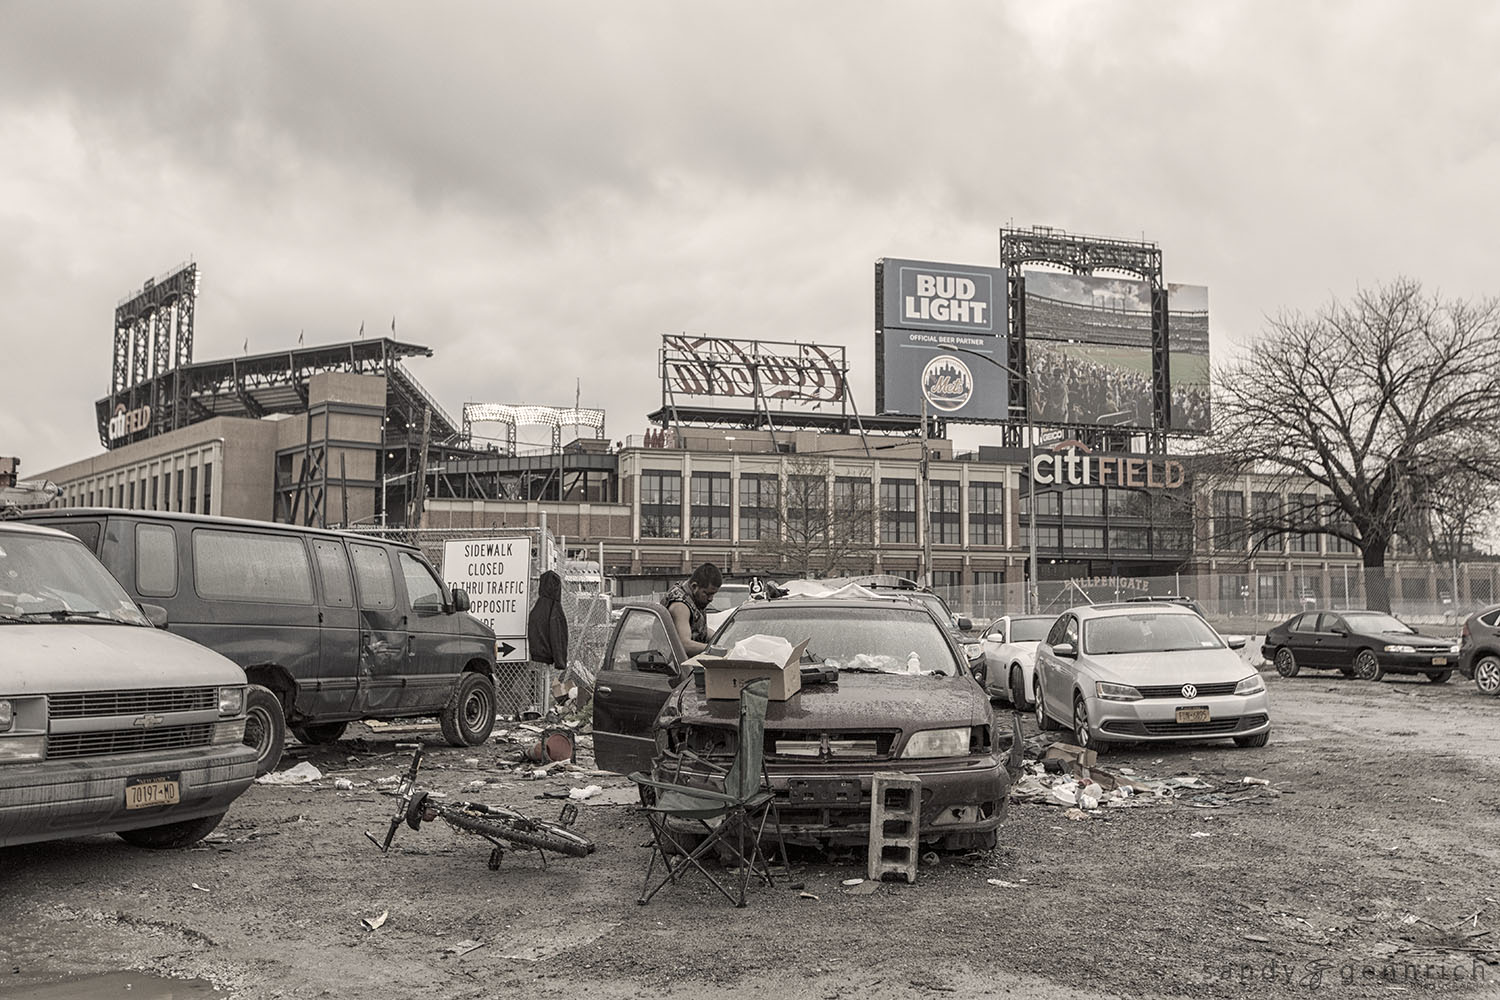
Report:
1175,706,1211,724
1432,657,1448,666
125,777,181,810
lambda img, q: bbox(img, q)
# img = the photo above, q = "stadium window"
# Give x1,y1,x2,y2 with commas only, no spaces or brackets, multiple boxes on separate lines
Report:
931,480,960,545
967,482,1005,546
202,463,213,515
689,472,730,539
1213,491,1246,553
880,478,917,544
1018,490,1060,517
738,473,778,542
188,466,198,514
833,476,874,544
639,470,682,539
1250,491,1283,554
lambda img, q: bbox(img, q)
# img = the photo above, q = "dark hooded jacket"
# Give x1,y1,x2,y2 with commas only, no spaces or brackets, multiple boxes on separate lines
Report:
528,570,568,667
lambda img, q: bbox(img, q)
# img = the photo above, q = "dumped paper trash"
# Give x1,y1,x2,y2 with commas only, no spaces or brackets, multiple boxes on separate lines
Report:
986,879,1020,888
1242,777,1271,786
374,775,401,792
255,761,323,785
841,878,865,887
728,633,795,664
362,910,389,931
568,784,603,801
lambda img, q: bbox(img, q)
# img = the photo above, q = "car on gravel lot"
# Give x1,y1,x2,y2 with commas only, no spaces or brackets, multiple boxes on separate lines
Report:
1459,604,1500,695
978,614,1056,710
591,596,1010,851
0,521,257,849
1033,602,1269,753
16,509,499,775
1261,609,1458,683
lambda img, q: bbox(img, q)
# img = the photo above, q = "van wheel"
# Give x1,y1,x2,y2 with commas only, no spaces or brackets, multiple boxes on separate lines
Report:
441,672,497,747
244,685,287,776
118,812,226,849
291,722,348,745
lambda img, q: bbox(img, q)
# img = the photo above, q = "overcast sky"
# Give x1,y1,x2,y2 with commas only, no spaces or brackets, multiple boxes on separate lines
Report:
5,0,1499,471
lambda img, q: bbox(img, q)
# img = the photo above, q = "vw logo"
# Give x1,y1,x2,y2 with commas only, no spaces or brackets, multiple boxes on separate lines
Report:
133,714,165,730
1180,684,1198,699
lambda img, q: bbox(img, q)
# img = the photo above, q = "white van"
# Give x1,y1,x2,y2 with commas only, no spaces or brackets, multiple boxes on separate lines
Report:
0,521,257,849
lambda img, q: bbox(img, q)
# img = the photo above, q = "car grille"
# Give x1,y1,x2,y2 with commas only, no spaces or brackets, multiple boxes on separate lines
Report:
49,687,218,719
1134,681,1240,699
765,730,898,761
1138,713,1268,736
47,724,216,760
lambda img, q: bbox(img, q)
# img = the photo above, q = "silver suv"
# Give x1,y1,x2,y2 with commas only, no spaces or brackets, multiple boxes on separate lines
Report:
0,522,257,848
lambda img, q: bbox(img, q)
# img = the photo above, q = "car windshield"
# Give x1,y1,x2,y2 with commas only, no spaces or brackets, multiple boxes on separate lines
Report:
1009,617,1054,642
0,532,150,625
717,605,961,676
711,586,753,612
1342,612,1414,635
1083,612,1224,655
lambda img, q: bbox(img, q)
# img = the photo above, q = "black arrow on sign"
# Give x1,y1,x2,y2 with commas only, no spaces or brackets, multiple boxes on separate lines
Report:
498,641,516,657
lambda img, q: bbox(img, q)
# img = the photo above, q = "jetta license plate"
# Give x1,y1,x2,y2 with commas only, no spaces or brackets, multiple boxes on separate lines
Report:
125,774,181,810
1175,706,1211,724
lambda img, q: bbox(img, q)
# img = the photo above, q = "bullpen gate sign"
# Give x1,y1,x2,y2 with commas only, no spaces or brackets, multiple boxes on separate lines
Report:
877,258,1009,421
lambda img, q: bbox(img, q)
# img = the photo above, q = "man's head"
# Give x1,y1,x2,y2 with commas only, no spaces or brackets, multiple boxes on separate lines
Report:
688,562,722,609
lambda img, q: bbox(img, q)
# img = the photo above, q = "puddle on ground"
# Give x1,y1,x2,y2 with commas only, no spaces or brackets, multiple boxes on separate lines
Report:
0,971,218,999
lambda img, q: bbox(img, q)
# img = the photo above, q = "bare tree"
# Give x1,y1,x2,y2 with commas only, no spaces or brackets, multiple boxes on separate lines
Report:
1202,278,1500,609
754,454,882,576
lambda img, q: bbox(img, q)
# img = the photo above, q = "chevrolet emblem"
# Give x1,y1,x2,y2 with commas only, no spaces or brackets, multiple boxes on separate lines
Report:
133,714,165,730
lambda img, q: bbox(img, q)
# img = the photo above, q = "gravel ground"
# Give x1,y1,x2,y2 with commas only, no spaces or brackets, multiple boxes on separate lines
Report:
4,653,1500,1000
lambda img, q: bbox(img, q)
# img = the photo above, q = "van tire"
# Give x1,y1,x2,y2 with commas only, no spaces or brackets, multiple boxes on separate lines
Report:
244,685,287,776
441,672,497,747
291,722,348,745
118,812,226,849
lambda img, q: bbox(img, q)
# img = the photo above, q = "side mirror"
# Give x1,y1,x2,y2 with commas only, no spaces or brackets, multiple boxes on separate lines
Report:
139,602,168,629
956,617,974,632
1227,636,1247,650
1330,627,1347,637
451,587,471,613
630,649,677,676
1051,641,1077,659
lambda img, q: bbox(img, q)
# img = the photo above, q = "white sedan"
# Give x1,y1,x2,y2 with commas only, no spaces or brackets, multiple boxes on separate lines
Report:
979,614,1057,709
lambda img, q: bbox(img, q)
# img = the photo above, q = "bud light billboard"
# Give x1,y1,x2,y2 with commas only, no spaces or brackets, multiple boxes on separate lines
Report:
875,258,1009,422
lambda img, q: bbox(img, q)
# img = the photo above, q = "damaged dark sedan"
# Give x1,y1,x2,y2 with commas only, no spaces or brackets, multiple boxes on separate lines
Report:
591,597,1010,850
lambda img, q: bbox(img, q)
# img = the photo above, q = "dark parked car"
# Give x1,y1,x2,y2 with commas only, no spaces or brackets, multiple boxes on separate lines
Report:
1261,609,1458,682
591,596,1009,851
1459,605,1500,695
16,510,499,774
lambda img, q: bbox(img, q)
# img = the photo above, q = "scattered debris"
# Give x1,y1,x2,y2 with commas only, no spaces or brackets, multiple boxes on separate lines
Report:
841,878,865,887
333,778,355,791
799,892,820,901
1190,831,1213,838
568,784,603,801
255,761,324,785
1242,933,1270,943
362,910,389,931
1241,776,1271,786
189,883,211,893
442,939,485,958
986,879,1020,888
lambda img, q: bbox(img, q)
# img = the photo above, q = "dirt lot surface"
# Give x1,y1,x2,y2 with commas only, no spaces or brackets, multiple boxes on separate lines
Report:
5,647,1500,1000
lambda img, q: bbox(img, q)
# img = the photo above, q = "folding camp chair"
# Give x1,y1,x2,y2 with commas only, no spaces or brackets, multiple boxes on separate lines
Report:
628,677,787,907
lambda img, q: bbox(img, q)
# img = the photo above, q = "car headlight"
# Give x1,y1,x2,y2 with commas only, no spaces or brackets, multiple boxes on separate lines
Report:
0,699,11,732
1095,681,1142,702
1383,644,1415,654
0,736,45,763
218,686,246,716
1450,644,1461,654
900,727,970,759
1234,674,1266,696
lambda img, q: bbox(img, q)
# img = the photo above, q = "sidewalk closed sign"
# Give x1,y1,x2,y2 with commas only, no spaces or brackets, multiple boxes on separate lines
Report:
443,537,531,662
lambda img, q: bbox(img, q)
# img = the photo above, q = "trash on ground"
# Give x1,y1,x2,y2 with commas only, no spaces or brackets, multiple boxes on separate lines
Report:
442,939,484,957
842,878,865,887
1064,808,1089,822
799,892,820,901
1190,831,1213,838
362,910,389,931
1241,776,1271,786
255,761,324,785
568,784,603,801
986,879,1020,888
333,778,355,791
189,883,211,893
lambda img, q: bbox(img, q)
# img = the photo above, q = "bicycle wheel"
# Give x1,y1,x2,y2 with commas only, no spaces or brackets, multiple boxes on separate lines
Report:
442,808,595,858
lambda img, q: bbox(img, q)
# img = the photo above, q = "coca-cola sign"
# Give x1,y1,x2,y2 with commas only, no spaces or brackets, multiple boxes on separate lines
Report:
661,335,846,404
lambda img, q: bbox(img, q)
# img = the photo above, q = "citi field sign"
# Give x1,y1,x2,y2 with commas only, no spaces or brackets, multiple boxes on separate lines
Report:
108,403,151,440
1031,441,1188,490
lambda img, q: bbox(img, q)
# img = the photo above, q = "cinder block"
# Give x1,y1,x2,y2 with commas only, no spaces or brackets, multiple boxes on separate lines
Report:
867,772,922,884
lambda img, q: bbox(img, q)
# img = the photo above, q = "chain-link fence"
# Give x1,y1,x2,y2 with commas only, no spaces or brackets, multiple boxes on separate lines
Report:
935,561,1500,635
345,525,610,717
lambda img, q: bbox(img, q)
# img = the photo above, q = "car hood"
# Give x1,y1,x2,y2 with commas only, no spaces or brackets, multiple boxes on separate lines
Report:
0,624,248,694
664,672,990,730
1083,647,1251,685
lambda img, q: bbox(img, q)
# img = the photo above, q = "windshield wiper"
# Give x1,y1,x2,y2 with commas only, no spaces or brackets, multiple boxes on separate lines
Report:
16,609,131,624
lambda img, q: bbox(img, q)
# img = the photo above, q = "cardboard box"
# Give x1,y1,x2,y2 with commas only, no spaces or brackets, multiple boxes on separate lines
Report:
694,638,809,701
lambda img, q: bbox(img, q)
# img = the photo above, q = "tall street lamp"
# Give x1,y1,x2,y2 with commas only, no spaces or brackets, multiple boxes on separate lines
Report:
931,346,1040,615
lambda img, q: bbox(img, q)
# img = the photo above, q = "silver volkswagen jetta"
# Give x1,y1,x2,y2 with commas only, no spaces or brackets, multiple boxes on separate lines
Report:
1033,603,1271,753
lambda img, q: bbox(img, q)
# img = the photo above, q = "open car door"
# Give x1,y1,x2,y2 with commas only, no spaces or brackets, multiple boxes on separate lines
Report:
593,604,687,774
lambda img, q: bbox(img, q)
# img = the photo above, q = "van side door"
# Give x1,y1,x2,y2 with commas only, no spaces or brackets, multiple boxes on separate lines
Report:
396,550,464,713
593,605,687,775
309,538,360,718
348,542,411,716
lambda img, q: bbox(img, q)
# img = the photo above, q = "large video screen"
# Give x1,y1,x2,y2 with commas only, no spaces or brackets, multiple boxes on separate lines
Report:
1023,271,1154,347
1027,339,1154,427
1167,283,1211,433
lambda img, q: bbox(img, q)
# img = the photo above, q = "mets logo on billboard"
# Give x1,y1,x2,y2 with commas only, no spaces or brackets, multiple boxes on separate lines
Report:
921,355,973,412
